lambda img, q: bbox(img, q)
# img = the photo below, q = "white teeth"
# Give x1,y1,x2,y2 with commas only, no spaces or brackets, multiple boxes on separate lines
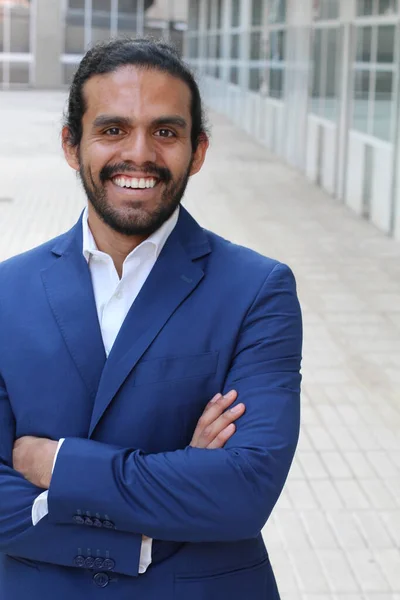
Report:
113,177,157,189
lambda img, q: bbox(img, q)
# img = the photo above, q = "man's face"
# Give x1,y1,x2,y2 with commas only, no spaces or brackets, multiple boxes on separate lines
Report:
63,65,208,237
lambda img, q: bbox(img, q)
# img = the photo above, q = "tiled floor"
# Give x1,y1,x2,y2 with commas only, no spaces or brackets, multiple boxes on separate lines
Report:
1,91,399,600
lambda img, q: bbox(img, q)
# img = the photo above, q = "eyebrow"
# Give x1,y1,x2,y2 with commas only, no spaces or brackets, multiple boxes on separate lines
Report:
92,114,188,130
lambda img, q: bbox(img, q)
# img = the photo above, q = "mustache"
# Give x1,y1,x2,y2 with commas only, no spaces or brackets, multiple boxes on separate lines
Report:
99,162,172,184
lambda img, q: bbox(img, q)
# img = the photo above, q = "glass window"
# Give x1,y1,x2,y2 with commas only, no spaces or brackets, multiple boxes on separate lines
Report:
353,70,371,133
92,0,110,9
356,26,372,62
378,0,398,14
358,0,398,14
269,68,283,98
188,0,200,31
207,0,213,29
269,30,285,61
230,33,240,58
206,34,215,59
65,9,85,53
0,8,5,53
250,31,263,60
324,28,339,119
252,0,264,26
188,35,199,58
117,12,137,37
249,67,262,91
217,0,223,29
268,0,286,24
310,27,340,120
10,5,31,53
311,29,323,114
92,0,111,45
216,33,222,59
377,25,395,63
373,71,393,140
357,0,374,15
69,0,85,8
314,0,340,19
231,0,240,27
230,65,239,84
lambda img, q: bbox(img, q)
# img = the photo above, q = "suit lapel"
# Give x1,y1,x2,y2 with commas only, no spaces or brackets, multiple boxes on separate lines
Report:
88,208,211,436
41,218,106,401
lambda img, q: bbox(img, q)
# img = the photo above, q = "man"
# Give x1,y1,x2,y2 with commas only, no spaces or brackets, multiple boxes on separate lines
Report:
0,39,302,599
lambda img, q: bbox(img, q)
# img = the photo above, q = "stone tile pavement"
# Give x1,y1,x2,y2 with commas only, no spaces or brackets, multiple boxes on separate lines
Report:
1,91,400,600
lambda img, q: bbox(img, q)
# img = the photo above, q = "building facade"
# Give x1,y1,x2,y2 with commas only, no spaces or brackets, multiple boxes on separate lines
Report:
185,0,400,240
0,0,187,88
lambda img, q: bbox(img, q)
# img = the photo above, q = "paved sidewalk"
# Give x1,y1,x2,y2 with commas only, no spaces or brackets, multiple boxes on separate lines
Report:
1,91,400,600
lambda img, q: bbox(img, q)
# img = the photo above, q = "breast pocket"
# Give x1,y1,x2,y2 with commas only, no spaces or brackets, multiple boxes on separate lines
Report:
133,351,219,387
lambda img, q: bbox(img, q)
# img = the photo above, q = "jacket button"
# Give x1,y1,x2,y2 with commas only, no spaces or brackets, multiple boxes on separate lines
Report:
94,558,104,570
74,555,85,568
102,520,115,529
102,558,115,571
84,557,95,569
93,518,103,528
73,515,85,525
93,572,110,588
84,517,94,527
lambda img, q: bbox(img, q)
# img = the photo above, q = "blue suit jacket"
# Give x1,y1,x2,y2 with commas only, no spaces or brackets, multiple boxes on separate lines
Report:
0,207,302,599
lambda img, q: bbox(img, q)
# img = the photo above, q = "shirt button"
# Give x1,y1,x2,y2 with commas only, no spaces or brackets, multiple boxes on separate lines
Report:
115,290,123,300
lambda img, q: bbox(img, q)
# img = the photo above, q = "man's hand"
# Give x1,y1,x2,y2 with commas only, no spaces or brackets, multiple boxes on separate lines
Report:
13,436,58,489
190,390,245,449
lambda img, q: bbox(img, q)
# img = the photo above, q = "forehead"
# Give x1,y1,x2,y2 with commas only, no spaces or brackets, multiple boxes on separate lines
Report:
82,65,192,123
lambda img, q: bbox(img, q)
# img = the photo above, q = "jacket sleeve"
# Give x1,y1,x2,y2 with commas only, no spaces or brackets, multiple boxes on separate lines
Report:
48,263,303,543
0,375,142,577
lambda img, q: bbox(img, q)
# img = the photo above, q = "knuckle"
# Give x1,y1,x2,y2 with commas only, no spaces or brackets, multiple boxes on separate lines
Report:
202,426,214,440
197,415,208,428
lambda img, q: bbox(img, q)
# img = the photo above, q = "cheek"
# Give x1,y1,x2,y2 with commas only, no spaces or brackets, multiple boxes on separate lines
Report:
83,141,112,172
164,147,193,179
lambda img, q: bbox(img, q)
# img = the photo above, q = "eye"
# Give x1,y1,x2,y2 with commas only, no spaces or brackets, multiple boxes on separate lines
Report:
155,129,176,138
104,127,122,136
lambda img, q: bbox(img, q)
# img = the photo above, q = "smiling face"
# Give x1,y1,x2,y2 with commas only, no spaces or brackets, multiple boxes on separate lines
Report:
62,65,208,238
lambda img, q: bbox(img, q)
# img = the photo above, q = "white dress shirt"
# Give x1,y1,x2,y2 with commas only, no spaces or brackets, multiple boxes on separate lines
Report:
32,205,180,574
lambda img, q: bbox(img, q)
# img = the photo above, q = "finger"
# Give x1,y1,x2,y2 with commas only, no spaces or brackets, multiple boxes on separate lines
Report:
203,393,223,411
194,402,245,448
191,391,238,447
207,423,236,449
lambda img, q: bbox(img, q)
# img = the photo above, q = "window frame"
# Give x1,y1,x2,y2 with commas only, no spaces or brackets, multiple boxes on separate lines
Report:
309,19,342,122
351,8,399,142
248,0,287,100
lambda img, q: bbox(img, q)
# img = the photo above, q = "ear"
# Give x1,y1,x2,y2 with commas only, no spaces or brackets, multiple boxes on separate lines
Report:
189,133,209,177
62,126,80,172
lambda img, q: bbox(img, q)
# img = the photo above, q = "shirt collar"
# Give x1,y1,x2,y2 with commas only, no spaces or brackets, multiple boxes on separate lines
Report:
82,205,180,264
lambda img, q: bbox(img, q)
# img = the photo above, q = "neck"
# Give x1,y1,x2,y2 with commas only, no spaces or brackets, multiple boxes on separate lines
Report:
87,205,148,277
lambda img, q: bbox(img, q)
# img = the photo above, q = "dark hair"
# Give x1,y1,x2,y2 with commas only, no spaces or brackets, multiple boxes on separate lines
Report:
64,37,208,151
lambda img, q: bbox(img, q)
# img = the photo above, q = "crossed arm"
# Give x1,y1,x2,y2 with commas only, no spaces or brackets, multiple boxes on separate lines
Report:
1,263,302,574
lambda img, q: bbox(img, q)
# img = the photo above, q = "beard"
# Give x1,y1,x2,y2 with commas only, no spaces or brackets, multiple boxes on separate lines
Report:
78,157,193,237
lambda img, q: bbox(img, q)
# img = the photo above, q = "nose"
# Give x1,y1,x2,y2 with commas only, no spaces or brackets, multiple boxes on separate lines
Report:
119,130,157,165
